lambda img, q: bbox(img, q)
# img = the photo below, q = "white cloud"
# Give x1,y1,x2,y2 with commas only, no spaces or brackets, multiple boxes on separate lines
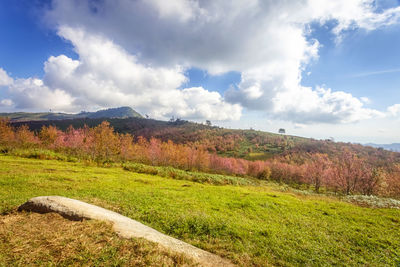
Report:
306,0,400,35
361,97,371,104
8,77,74,111
0,99,13,107
0,26,240,120
294,123,307,129
0,68,13,86
388,104,400,116
271,86,384,123
2,0,400,123
146,0,205,22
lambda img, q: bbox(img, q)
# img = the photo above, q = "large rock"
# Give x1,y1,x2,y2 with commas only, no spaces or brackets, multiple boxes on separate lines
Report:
19,196,233,267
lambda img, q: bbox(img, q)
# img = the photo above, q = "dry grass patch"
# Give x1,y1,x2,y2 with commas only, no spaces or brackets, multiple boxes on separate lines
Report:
0,212,196,267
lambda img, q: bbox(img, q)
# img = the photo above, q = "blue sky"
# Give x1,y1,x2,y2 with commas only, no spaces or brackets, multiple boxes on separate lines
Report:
0,0,400,143
0,1,77,77
303,20,400,110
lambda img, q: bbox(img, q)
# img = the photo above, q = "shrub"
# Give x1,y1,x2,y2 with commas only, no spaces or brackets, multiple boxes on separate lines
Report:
257,167,271,180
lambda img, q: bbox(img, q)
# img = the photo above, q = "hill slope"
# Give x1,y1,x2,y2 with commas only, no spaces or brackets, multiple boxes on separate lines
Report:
10,116,400,164
10,116,310,159
1,155,399,266
0,107,142,122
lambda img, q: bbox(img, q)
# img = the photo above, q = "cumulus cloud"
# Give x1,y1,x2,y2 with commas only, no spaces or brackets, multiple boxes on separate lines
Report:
42,0,400,124
360,97,371,104
0,68,13,86
2,0,400,123
388,104,400,116
8,77,74,111
272,86,384,123
306,0,400,36
0,26,240,119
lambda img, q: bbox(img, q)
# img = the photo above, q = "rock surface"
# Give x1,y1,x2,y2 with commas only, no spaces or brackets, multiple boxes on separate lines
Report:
18,196,234,267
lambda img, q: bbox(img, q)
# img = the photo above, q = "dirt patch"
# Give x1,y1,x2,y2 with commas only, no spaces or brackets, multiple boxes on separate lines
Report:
0,212,196,266
18,196,234,266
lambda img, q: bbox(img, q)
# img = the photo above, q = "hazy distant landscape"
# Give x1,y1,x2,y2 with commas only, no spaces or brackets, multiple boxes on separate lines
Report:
0,106,142,122
366,143,400,152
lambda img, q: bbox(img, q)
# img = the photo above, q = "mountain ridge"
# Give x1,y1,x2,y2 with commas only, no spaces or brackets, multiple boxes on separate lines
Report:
0,107,142,122
365,143,400,152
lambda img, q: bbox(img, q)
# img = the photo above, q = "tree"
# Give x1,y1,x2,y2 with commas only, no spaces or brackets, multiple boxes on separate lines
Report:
89,121,120,162
0,118,14,145
206,120,212,126
358,167,383,196
305,153,331,193
15,125,37,148
39,125,60,148
120,133,134,160
329,149,368,195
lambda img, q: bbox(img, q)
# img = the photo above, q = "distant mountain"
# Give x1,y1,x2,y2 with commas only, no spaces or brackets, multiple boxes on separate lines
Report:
365,143,400,152
79,107,142,119
0,107,142,122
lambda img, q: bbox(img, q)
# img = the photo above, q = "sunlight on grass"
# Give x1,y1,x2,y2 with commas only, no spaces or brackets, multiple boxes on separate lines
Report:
1,155,400,266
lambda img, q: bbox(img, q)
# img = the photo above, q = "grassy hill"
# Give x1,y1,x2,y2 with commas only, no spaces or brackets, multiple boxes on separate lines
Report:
6,116,322,159
0,107,142,122
1,154,400,266
9,116,399,163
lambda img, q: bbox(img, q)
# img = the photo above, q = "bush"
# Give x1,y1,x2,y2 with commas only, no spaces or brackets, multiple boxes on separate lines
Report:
3,148,78,162
257,168,271,180
121,162,253,185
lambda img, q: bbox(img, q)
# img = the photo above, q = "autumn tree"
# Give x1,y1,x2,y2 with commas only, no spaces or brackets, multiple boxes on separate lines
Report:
120,133,135,161
305,153,331,193
329,149,371,195
15,125,37,148
39,125,60,148
0,118,14,146
384,164,400,197
89,121,120,162
358,167,383,195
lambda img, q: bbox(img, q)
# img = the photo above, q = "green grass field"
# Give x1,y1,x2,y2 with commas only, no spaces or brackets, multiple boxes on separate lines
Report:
1,155,400,266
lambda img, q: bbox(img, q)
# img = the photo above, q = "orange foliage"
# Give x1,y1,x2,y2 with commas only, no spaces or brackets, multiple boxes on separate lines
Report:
0,118,14,145
1,119,400,198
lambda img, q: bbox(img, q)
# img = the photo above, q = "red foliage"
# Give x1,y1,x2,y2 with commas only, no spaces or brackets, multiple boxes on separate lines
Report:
1,119,400,198
304,153,331,193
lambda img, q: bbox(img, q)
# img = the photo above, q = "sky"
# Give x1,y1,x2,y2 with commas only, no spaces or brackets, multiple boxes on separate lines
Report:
0,0,400,144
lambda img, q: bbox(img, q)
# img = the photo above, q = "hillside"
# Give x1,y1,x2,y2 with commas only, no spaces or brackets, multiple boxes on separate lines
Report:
10,116,400,163
3,116,400,198
9,116,314,159
1,155,400,266
0,107,142,122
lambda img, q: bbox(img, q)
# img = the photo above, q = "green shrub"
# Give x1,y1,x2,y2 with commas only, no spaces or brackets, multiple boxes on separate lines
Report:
122,162,253,186
1,148,78,162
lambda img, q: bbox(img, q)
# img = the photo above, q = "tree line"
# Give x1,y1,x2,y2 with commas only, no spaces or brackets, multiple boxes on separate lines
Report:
1,119,399,198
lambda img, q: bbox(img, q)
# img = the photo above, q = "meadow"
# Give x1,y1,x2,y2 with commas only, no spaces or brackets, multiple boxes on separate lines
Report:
3,119,400,198
1,155,400,266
